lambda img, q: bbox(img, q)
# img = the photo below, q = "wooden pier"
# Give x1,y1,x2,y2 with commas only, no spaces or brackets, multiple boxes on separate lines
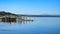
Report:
0,15,33,23
0,11,34,24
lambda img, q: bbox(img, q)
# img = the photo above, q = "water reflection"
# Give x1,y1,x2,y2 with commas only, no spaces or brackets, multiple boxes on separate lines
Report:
0,19,34,24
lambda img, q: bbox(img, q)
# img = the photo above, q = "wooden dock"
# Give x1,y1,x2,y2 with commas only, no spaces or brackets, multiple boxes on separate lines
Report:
0,15,33,23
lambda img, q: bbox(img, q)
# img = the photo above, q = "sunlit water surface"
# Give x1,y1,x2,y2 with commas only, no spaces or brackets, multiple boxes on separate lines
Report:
0,17,60,34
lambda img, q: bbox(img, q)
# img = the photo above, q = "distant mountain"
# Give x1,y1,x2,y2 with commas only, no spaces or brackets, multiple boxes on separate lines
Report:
0,11,17,16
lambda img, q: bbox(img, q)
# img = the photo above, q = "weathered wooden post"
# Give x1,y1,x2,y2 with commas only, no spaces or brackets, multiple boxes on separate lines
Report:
5,15,6,23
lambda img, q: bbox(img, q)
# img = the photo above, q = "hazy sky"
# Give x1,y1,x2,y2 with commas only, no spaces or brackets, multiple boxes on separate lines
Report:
0,0,60,15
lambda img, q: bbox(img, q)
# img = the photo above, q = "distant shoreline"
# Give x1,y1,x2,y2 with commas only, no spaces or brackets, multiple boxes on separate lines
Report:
22,15,60,17
0,11,60,17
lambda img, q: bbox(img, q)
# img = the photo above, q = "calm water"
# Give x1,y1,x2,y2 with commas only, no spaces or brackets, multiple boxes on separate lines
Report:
0,17,60,34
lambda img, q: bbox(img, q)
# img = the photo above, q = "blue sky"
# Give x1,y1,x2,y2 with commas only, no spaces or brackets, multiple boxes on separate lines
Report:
0,0,60,15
